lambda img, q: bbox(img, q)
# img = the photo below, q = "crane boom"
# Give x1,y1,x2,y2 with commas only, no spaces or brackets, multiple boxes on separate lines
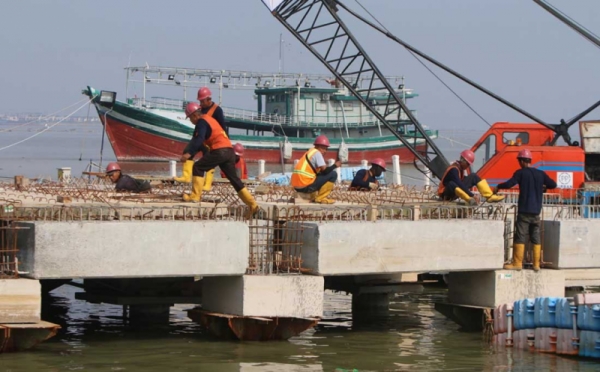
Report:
534,0,600,49
261,0,449,179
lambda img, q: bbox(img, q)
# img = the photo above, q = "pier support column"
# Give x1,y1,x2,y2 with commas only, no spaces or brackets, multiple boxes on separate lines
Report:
189,275,324,341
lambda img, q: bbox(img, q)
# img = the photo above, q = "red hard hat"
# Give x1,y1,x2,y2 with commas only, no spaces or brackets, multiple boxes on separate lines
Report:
185,102,200,118
517,148,532,160
197,87,212,101
460,149,475,165
313,135,330,147
371,158,387,171
106,162,121,173
233,143,244,156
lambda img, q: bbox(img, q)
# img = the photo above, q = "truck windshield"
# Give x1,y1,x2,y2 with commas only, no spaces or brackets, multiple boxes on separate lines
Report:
472,134,496,172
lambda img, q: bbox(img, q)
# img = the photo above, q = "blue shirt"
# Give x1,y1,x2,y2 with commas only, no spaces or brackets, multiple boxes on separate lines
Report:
351,169,377,189
497,167,557,215
442,166,474,197
188,118,212,156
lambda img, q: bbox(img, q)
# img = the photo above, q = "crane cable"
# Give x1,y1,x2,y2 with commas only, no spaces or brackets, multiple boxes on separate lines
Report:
0,98,95,152
352,0,492,127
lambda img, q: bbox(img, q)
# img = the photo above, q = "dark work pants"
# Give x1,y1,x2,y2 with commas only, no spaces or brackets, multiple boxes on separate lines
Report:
192,148,244,192
295,171,337,193
514,213,541,245
441,173,481,200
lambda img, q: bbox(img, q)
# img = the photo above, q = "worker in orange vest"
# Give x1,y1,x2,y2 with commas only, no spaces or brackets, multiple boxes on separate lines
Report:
437,149,505,205
174,87,226,187
220,143,248,180
181,102,258,217
291,135,341,204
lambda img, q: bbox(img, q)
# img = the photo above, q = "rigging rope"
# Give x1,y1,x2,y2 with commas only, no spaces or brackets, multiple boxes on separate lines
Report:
543,0,600,51
0,98,94,152
352,0,491,127
0,97,89,133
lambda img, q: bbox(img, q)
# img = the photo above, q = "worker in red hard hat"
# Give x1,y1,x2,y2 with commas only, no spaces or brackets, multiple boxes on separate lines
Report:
196,86,227,191
220,143,248,180
181,102,258,217
494,149,557,271
437,149,505,205
350,158,386,191
105,162,151,193
291,134,341,204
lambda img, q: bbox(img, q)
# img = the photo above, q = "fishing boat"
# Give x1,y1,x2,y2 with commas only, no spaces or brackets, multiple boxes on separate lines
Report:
83,66,438,163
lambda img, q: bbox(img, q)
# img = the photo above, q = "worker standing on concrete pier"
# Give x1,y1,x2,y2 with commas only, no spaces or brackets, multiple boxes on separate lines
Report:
220,143,248,180
174,87,226,186
438,149,505,205
181,102,258,217
291,135,340,204
106,163,152,193
350,158,386,191
494,149,557,271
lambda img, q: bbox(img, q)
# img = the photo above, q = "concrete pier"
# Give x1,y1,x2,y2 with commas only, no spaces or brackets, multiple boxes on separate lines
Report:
297,220,505,275
543,220,600,269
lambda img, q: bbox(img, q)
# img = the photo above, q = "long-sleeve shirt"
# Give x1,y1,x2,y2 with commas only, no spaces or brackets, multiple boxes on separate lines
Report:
115,174,151,193
201,104,226,131
497,167,557,214
186,118,213,157
350,169,377,190
442,166,474,197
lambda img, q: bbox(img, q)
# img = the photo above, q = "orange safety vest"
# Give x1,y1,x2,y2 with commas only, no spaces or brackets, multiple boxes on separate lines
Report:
221,156,248,180
201,114,231,151
437,162,462,196
291,148,320,188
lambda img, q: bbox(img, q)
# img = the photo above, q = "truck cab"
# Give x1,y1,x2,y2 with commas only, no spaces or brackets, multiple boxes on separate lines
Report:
468,122,586,196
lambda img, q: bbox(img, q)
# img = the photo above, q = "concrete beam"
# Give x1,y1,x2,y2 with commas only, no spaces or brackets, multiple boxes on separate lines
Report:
0,279,40,323
297,220,505,275
543,220,600,269
15,221,249,279
448,270,565,308
202,275,323,318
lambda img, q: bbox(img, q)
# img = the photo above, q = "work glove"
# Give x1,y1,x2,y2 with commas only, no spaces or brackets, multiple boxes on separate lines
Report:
368,182,378,190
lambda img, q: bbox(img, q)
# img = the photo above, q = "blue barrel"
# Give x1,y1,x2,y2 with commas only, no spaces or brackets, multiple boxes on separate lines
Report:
578,305,588,330
536,297,558,328
515,298,535,330
591,304,600,332
554,298,573,329
579,330,600,358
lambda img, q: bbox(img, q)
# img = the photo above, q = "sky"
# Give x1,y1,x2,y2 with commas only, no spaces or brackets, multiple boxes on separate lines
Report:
1,0,599,136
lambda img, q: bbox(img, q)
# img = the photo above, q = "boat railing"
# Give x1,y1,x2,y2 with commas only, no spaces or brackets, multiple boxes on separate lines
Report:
129,97,422,129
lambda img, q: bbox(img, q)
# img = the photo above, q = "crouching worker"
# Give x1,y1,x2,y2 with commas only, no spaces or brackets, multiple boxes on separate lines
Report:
350,158,386,191
437,149,505,205
291,135,340,204
495,149,557,271
106,162,151,193
181,103,258,217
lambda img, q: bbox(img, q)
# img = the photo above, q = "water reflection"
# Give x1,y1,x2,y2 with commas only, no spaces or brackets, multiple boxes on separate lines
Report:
3,285,600,371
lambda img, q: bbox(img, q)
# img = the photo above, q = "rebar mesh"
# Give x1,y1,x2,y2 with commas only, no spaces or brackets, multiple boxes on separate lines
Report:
0,224,19,279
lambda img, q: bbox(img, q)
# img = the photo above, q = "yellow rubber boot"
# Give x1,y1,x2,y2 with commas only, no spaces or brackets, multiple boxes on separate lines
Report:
455,187,476,206
532,244,541,272
314,182,335,204
504,243,524,270
476,179,505,203
174,160,194,183
182,176,204,202
238,187,259,219
203,169,215,191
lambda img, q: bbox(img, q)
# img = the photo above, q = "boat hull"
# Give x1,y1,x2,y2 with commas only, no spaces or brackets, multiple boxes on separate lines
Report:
96,103,432,164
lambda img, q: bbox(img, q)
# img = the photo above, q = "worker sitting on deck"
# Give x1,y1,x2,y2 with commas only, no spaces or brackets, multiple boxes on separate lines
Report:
181,102,258,217
105,162,151,193
220,143,248,180
437,149,505,205
494,149,557,271
291,135,341,204
350,158,386,191
173,87,226,187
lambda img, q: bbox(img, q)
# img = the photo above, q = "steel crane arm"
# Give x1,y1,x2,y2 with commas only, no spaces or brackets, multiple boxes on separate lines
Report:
261,0,449,178
534,0,600,49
